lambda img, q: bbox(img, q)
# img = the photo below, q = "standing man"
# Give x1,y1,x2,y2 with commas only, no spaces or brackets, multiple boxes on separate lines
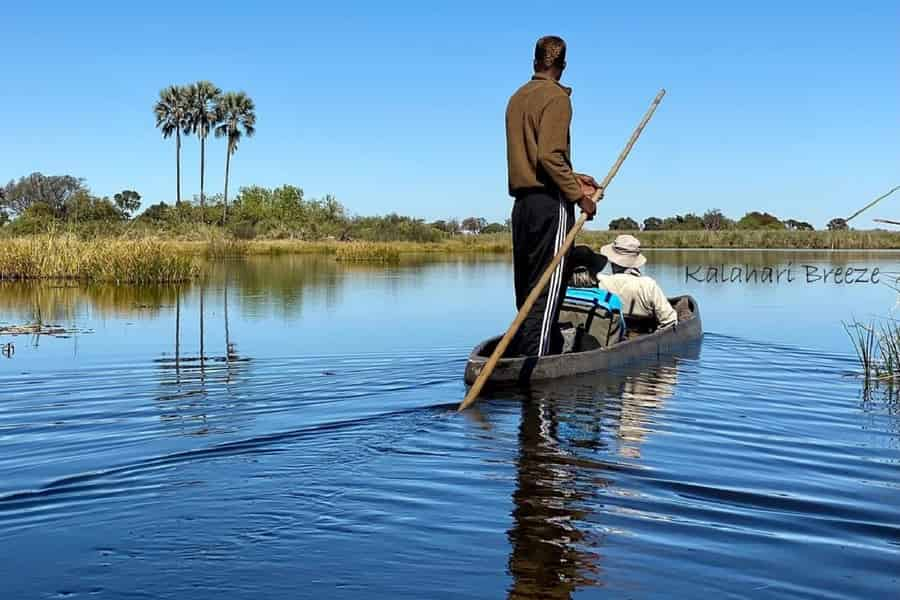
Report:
506,35,602,356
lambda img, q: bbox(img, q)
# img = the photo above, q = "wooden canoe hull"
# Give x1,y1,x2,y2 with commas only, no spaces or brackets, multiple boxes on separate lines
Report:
463,295,702,386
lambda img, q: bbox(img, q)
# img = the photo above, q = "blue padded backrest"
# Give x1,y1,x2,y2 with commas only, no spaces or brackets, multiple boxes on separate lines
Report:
565,287,624,313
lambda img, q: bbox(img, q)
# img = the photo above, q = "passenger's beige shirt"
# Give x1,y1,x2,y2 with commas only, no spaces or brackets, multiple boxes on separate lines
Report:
595,272,677,328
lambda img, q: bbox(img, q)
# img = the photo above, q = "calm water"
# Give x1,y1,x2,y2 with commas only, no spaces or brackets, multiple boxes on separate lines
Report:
1,251,898,599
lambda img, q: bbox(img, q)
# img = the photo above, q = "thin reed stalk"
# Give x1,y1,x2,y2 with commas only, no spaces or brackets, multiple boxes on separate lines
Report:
844,318,900,382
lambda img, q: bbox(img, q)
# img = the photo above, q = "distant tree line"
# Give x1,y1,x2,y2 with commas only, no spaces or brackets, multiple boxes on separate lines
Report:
0,173,142,235
608,209,848,232
0,173,511,242
4,174,851,241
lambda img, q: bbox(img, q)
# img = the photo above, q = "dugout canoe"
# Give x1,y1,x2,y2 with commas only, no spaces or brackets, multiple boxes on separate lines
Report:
463,295,702,386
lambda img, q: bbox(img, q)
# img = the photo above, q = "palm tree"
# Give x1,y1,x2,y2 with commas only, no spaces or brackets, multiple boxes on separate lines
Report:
186,81,222,215
153,85,190,205
215,92,256,220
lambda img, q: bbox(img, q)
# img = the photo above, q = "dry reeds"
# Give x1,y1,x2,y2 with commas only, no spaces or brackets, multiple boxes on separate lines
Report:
334,242,401,263
0,235,198,283
203,231,249,258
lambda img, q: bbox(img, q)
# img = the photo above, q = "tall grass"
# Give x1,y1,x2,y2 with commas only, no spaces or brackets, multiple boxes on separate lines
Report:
0,230,897,281
0,235,198,283
334,242,401,263
5,230,897,258
203,230,249,258
844,318,900,382
878,320,900,377
219,229,900,253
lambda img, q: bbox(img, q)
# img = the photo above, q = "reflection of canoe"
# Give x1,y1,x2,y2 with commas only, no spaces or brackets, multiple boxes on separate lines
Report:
463,295,702,386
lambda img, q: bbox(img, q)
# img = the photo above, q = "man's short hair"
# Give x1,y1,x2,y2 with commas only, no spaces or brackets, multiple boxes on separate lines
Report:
534,36,566,71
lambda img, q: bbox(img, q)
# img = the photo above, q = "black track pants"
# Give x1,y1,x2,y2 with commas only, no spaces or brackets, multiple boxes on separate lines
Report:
509,190,575,357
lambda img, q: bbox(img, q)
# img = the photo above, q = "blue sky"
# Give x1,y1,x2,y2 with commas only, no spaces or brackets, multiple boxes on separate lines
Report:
2,1,898,229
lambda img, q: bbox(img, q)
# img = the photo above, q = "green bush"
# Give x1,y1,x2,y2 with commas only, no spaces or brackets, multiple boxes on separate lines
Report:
738,211,784,230
609,217,639,230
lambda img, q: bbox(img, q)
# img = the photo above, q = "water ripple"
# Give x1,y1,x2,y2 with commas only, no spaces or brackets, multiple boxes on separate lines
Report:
1,335,898,599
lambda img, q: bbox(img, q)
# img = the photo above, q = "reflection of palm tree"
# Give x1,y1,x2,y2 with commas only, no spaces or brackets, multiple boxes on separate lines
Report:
199,285,205,378
224,277,230,363
175,289,181,381
154,281,250,438
224,270,236,381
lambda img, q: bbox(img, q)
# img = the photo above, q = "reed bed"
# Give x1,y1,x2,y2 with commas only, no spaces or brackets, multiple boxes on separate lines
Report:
233,236,513,256
1,230,898,279
0,235,198,283
334,242,401,263
243,230,900,254
844,318,900,382
204,233,250,258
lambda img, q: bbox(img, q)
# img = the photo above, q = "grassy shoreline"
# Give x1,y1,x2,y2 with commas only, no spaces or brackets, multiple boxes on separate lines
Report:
152,229,900,256
1,230,898,282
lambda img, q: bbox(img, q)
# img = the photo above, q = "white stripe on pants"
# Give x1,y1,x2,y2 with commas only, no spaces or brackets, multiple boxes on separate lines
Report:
537,201,567,357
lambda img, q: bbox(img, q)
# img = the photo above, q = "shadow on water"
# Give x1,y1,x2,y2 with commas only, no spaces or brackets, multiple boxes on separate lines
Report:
482,343,701,599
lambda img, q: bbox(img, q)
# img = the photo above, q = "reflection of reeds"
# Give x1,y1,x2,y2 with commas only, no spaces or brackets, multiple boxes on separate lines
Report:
0,235,198,282
0,282,183,321
844,318,900,381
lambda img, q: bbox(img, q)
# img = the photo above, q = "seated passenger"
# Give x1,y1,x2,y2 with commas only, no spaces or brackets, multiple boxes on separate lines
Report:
572,235,677,329
569,244,608,288
563,247,623,350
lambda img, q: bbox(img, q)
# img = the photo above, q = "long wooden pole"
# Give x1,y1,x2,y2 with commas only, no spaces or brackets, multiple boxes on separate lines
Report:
845,185,900,223
458,88,666,412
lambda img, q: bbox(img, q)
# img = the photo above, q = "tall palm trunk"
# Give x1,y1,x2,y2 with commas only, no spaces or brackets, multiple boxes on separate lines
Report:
223,141,232,221
176,129,182,206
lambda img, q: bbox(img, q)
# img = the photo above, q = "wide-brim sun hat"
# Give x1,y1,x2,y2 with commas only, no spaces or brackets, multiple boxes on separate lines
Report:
600,234,647,269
